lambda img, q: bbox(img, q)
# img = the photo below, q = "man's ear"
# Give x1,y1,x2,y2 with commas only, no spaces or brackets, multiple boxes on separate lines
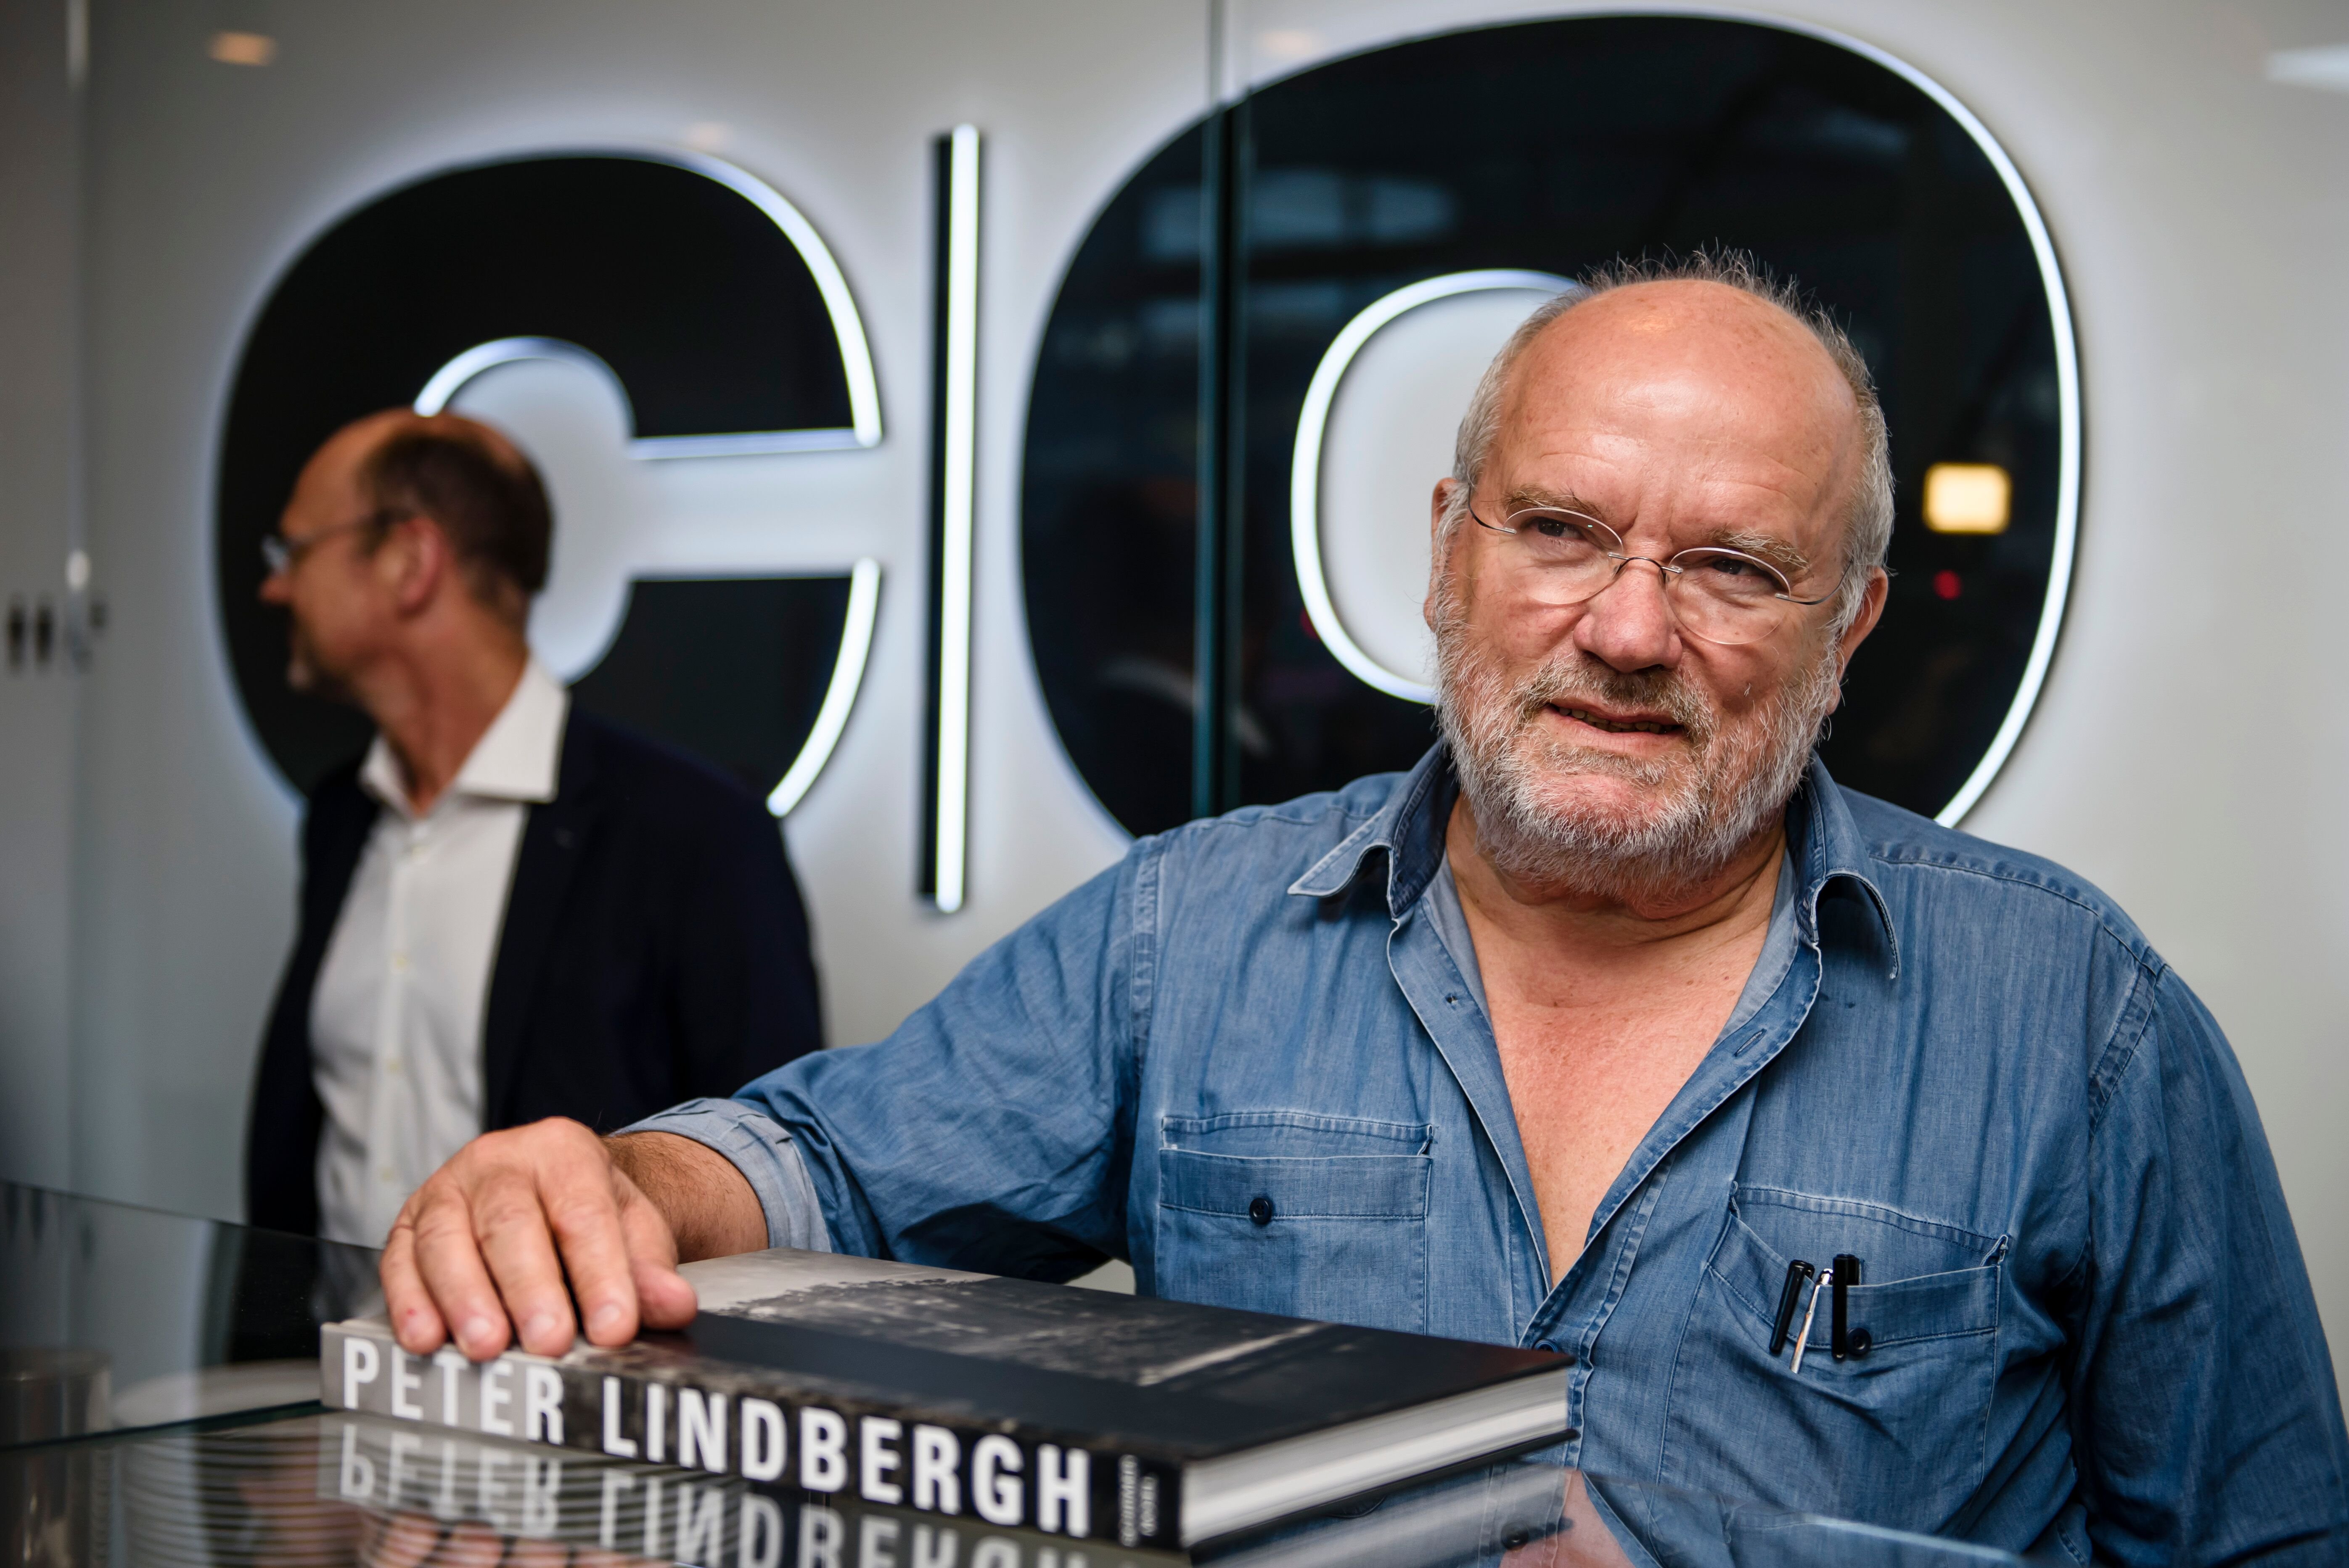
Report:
385,516,452,617
1424,478,1459,633
1827,566,1890,710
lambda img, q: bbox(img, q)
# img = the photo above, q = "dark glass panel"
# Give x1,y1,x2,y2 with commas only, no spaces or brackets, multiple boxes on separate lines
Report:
1018,132,1207,835
569,575,852,799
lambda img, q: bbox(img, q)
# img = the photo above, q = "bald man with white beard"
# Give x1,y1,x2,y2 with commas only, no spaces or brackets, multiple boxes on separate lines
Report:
373,259,2347,1565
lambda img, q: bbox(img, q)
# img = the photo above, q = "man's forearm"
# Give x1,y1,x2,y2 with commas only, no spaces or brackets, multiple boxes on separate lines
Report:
608,1130,767,1262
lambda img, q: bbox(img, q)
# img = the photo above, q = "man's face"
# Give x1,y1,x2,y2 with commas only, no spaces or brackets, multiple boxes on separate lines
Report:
1430,280,1886,896
258,418,401,699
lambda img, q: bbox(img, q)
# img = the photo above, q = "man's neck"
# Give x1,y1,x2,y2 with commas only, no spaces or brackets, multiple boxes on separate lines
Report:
1444,794,1786,964
359,638,531,814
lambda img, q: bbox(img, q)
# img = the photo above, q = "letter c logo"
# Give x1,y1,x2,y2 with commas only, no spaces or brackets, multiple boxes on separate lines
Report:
216,150,883,807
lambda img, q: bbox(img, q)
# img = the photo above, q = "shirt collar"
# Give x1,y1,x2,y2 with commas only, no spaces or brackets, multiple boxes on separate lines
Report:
358,658,570,819
1288,744,1898,976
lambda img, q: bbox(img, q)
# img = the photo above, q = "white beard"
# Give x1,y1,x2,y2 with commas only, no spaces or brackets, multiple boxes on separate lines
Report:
1431,574,1841,905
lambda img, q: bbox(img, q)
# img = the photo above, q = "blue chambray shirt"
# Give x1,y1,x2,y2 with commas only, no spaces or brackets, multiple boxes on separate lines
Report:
635,748,2349,1564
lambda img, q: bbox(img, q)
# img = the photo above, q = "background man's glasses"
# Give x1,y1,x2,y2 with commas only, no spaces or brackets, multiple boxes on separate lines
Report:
259,510,398,576
1468,504,1831,646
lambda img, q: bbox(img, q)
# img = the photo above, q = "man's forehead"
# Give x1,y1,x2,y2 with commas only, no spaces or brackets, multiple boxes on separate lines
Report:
1514,283,1848,405
1491,283,1859,506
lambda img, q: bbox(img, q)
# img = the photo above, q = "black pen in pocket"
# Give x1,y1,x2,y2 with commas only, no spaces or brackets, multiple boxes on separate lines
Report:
1770,1258,1816,1357
1832,1253,1869,1361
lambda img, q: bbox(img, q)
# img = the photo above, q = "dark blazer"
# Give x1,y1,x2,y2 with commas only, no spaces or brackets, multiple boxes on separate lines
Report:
245,708,824,1235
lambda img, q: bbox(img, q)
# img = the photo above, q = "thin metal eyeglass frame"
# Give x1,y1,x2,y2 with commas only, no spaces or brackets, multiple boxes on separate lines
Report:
1467,504,1830,642
258,510,400,576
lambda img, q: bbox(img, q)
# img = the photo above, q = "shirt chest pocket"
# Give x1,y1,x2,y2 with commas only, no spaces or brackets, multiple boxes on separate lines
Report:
1661,1187,2006,1535
1154,1111,1432,1333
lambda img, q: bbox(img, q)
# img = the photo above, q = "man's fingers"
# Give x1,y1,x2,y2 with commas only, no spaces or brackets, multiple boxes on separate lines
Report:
471,1157,593,1357
407,1172,519,1361
375,1118,696,1359
360,1512,444,1568
439,1520,506,1568
380,1211,449,1355
538,1150,649,1348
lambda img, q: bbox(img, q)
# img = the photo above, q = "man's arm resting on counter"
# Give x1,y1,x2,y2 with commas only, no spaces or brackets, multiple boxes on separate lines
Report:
377,1115,770,1360
377,847,1147,1362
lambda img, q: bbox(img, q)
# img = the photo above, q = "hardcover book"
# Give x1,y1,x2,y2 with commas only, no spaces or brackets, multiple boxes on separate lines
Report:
322,1248,1568,1548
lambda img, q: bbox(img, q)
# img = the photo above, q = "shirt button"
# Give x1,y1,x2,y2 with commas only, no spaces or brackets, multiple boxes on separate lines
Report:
384,1058,402,1076
1248,1195,1275,1226
391,952,411,973
378,1166,397,1184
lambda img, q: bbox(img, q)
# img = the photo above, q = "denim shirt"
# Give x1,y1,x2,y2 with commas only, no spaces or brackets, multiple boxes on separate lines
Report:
635,748,2348,1564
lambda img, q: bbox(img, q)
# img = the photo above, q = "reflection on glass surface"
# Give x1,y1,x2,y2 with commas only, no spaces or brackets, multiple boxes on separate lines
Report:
0,1185,2029,1566
0,1182,376,1443
0,1407,2030,1568
1024,16,2066,835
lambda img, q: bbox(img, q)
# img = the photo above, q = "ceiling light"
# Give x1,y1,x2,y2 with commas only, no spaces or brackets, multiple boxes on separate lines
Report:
2268,44,2349,92
1923,463,2010,534
209,31,276,66
1257,29,1321,62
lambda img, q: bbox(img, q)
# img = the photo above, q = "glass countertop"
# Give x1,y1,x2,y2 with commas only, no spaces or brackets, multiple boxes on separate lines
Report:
0,1182,2021,1567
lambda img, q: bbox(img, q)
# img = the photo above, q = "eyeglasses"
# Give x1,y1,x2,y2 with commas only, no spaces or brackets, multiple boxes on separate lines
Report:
1468,504,1831,646
259,511,397,576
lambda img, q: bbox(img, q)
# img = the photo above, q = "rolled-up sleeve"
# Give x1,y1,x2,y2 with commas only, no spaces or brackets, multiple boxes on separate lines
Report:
2073,963,2349,1564
620,1097,835,1253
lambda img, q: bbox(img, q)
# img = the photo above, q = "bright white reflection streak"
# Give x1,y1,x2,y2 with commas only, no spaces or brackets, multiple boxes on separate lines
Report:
1289,270,1571,705
414,336,624,417
933,125,981,913
1802,22,2081,827
769,557,883,817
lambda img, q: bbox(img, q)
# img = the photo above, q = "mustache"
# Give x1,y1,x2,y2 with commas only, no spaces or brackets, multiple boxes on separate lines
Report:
1505,653,1716,746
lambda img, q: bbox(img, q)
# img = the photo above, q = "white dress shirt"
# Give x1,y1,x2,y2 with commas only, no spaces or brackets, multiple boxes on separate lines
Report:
310,660,569,1246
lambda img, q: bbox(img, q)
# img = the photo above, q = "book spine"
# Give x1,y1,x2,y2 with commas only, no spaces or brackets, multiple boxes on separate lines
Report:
322,1322,1184,1548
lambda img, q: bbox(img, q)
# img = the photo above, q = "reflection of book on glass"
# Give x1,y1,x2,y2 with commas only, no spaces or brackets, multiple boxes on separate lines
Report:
321,1248,1569,1547
318,1413,1183,1568
318,1415,1583,1568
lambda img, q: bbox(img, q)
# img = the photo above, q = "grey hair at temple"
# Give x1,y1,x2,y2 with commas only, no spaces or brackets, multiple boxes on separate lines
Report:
1443,251,1894,635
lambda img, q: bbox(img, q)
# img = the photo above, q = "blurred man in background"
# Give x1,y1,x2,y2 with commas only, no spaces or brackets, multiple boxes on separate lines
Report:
244,410,823,1244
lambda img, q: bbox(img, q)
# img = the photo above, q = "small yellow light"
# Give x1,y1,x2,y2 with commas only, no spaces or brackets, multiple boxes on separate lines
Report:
1922,463,2011,534
209,31,277,67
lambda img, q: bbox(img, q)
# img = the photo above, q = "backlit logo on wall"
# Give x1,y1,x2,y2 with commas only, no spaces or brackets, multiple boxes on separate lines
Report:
214,151,891,821
219,13,2080,908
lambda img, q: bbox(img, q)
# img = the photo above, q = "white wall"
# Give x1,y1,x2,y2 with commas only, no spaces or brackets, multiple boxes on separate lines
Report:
0,0,80,1193
6,0,2346,1378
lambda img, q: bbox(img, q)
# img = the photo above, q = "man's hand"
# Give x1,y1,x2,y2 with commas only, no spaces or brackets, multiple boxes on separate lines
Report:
378,1118,765,1359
